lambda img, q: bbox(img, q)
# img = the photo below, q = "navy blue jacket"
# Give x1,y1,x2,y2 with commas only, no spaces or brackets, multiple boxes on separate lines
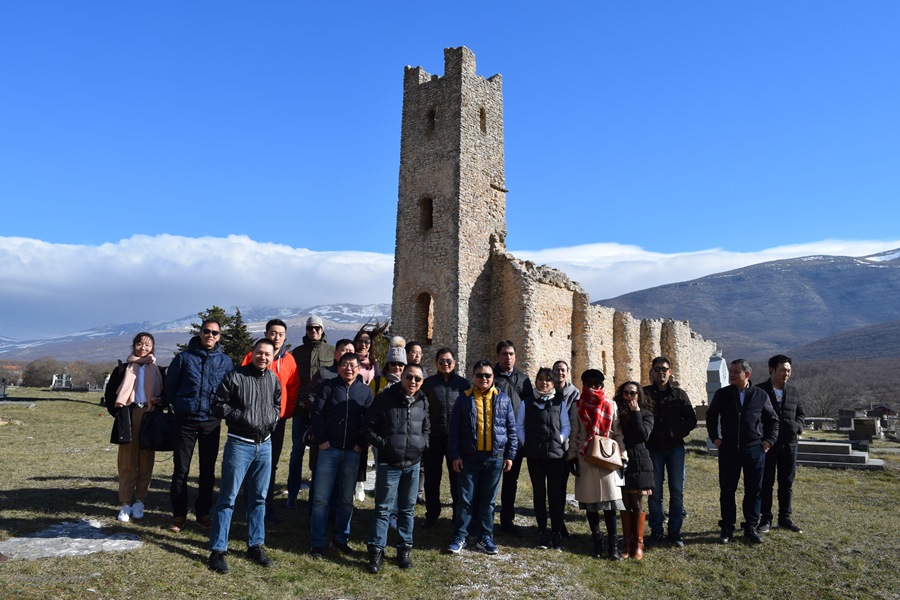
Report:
312,375,373,450
449,387,518,462
165,336,233,421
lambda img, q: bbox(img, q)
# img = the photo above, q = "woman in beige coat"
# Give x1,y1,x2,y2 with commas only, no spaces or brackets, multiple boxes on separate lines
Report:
567,369,625,560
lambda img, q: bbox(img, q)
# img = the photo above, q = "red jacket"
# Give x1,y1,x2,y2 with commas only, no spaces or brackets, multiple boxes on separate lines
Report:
241,348,299,419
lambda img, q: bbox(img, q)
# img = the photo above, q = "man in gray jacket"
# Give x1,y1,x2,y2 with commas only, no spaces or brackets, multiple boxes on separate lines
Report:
207,339,281,574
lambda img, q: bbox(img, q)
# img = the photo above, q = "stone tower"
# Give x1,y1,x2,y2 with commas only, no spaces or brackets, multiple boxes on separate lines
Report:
392,46,507,373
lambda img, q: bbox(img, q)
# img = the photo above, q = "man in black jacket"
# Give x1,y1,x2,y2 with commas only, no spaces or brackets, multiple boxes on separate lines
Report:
494,340,533,537
208,339,281,574
707,358,778,545
756,354,805,534
643,356,697,547
309,352,373,558
364,363,431,573
421,348,470,527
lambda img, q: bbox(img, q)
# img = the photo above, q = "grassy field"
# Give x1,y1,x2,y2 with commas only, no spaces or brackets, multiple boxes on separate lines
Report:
1,389,898,600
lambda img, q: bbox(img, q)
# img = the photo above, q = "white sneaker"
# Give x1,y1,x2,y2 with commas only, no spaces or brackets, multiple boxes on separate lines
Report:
131,500,145,520
354,482,365,502
117,504,132,522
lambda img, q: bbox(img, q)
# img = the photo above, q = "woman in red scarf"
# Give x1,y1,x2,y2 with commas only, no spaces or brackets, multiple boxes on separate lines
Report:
567,369,625,560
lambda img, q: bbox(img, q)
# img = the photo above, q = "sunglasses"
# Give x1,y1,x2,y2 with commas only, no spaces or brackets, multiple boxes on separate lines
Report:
474,373,493,379
652,367,670,373
357,339,371,346
622,390,639,397
306,325,322,332
404,375,423,383
437,358,454,365
201,328,221,337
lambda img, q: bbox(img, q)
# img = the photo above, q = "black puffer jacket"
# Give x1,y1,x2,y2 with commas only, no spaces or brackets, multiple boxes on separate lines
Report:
365,384,431,468
707,383,779,449
423,372,470,437
212,364,281,442
618,403,655,490
312,375,373,450
643,384,697,451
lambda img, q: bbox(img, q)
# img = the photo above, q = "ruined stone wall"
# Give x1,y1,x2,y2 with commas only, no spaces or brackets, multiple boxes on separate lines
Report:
640,319,663,387
661,319,717,406
612,311,643,387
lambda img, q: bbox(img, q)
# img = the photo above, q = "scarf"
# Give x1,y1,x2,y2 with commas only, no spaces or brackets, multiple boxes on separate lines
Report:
115,353,162,408
577,386,613,456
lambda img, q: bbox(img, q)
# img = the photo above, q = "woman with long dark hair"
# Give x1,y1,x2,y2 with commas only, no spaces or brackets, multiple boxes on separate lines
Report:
613,381,654,560
113,332,163,522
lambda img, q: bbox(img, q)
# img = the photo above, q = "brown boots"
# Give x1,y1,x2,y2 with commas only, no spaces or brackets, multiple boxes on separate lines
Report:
619,511,646,560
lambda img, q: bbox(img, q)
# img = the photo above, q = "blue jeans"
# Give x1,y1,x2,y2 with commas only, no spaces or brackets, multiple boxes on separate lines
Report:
453,454,503,540
310,446,360,547
648,445,686,536
286,415,309,499
209,437,271,552
368,462,420,549
717,444,766,533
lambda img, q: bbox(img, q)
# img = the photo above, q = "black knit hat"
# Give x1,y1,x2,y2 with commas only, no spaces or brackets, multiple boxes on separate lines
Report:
581,369,605,386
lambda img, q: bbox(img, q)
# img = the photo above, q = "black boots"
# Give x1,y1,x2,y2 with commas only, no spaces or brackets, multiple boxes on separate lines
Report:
367,546,384,574
397,544,412,569
591,532,604,559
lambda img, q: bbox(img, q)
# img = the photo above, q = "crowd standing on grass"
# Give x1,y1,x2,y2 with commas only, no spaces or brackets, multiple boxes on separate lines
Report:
107,316,806,574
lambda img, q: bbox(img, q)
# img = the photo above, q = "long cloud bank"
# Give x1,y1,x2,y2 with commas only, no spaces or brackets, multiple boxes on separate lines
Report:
2,234,898,340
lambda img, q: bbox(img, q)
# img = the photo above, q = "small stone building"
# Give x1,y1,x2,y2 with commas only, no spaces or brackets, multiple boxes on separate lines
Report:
392,46,716,405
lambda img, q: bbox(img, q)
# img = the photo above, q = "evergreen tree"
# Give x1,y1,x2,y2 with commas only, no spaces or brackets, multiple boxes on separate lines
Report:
175,305,235,355
221,308,254,366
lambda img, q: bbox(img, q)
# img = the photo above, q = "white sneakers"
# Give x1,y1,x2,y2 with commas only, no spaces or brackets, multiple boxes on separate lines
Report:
117,501,145,522
117,504,132,522
354,482,365,502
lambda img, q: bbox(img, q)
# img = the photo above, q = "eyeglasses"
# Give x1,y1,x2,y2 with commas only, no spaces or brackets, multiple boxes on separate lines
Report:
437,359,454,366
404,375,423,383
622,390,639,397
357,339,371,346
474,373,493,379
652,367,670,373
341,363,360,370
306,325,322,332
201,328,221,337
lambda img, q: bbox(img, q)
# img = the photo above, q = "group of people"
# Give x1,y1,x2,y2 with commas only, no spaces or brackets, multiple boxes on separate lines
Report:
110,318,804,576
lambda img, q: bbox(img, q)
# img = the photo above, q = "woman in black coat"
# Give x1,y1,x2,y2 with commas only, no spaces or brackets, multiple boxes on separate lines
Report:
614,381,654,560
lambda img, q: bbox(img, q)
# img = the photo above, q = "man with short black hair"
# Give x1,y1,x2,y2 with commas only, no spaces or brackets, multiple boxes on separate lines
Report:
643,356,697,547
422,348,470,527
707,359,779,545
364,363,430,573
756,355,804,534
166,319,233,533
208,338,281,574
493,340,533,537
309,352,373,558
447,360,518,556
240,319,299,523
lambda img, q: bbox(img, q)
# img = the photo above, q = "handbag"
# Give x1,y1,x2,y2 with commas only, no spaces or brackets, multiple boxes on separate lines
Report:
110,406,133,445
584,434,623,471
139,407,175,451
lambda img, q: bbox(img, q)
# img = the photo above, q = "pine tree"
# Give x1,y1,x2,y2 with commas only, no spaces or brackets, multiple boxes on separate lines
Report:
175,306,235,355
222,308,254,366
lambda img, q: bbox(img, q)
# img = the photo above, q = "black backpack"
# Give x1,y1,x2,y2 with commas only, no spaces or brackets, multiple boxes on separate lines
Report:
103,361,128,417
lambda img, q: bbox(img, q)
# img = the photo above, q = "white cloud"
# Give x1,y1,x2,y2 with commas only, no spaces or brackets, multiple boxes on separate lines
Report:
2,235,898,340
515,239,900,300
0,234,393,340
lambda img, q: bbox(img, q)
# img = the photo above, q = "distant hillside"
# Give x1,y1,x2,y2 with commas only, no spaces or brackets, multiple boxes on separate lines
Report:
789,320,900,360
0,303,391,364
597,248,900,359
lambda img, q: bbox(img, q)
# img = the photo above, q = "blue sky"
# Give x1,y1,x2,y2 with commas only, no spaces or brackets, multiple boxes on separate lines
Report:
1,2,899,340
